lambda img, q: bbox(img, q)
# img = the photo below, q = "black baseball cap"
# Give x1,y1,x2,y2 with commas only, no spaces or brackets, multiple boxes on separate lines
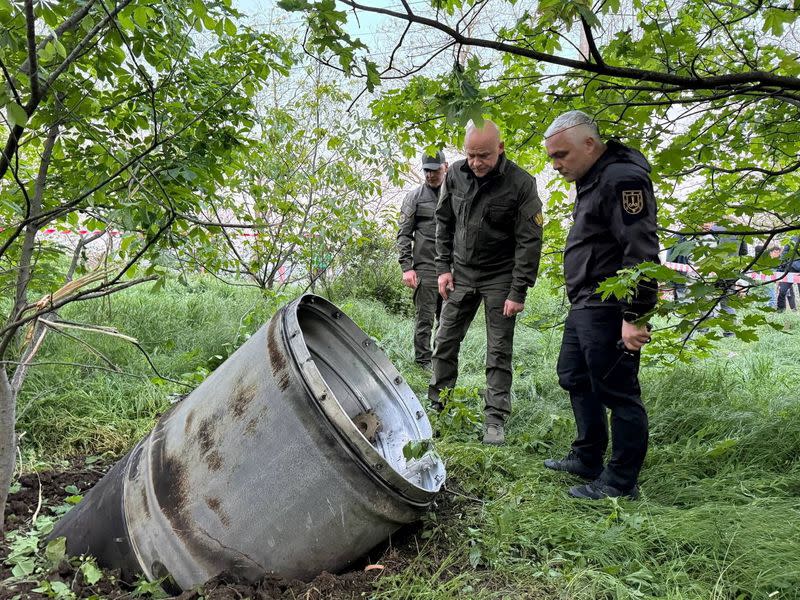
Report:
421,150,446,170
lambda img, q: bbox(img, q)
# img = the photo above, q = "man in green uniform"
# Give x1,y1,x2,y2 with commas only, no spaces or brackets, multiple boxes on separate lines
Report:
397,150,448,370
429,121,543,445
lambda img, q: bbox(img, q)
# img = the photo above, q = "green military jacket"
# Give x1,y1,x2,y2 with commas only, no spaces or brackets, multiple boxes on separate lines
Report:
435,153,543,303
397,183,440,277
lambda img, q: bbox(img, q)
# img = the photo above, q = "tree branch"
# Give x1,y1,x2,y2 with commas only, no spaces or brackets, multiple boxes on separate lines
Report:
332,0,800,91
659,224,800,237
0,73,249,262
0,0,136,180
579,16,604,66
0,276,157,359
23,0,39,101
0,57,22,106
12,125,59,322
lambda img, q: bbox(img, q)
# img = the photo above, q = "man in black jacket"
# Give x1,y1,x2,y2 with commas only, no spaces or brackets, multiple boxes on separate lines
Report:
397,150,448,369
543,111,660,499
429,120,543,445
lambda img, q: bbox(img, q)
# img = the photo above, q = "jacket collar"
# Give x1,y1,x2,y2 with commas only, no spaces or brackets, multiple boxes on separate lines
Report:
576,139,649,194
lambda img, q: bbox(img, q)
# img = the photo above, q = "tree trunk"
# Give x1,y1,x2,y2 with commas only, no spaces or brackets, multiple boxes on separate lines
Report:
0,368,16,531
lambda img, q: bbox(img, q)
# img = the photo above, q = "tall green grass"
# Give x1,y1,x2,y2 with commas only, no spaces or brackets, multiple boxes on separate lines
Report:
15,278,284,457
341,297,800,600
11,278,800,599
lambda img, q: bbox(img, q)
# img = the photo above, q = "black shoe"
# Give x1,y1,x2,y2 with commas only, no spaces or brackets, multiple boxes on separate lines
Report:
430,400,444,413
568,480,639,500
543,451,602,480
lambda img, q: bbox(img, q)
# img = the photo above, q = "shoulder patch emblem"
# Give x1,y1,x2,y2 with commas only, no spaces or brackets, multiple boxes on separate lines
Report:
621,190,644,215
534,211,544,227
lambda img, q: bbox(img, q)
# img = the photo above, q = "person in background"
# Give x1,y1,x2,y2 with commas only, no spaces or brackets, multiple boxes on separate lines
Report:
701,223,748,334
776,238,800,312
665,233,692,300
397,150,448,369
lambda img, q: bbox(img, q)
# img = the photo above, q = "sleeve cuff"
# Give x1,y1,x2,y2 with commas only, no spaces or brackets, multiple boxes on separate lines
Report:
622,304,654,322
507,288,527,304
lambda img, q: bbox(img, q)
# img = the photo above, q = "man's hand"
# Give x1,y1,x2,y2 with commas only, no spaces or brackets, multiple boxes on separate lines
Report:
402,269,418,289
621,320,651,351
503,299,524,317
438,272,455,299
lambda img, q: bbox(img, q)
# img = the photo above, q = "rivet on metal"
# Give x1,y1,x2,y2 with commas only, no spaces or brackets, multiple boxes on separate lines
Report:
415,411,423,420
394,376,402,385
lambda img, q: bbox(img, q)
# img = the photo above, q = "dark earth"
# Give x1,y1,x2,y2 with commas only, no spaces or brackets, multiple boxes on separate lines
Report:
1,458,440,599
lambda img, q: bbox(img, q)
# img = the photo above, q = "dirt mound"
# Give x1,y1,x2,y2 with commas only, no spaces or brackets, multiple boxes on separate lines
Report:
4,460,109,531
176,569,381,600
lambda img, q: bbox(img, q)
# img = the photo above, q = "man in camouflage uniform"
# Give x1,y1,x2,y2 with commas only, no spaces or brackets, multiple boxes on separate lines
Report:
429,121,543,445
397,150,448,370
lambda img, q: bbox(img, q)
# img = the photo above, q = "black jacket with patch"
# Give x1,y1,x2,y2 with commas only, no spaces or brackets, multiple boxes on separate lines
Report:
435,153,543,303
564,140,660,318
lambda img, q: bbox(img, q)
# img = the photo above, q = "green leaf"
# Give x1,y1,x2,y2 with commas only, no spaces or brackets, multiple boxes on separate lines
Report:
402,439,433,460
707,438,737,458
277,0,311,9
575,4,601,28
54,38,67,58
80,560,103,585
133,6,149,27
223,17,237,36
6,102,28,127
150,277,165,293
40,42,55,62
11,557,35,578
44,537,66,569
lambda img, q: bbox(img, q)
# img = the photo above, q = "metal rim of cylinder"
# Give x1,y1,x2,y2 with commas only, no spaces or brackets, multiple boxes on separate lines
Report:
283,294,442,506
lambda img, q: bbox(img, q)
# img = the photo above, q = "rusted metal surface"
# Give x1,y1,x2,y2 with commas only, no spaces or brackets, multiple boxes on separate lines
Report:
49,294,445,591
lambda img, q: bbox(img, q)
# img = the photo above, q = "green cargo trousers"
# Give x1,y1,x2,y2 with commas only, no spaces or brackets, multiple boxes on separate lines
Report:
428,285,516,425
412,276,443,366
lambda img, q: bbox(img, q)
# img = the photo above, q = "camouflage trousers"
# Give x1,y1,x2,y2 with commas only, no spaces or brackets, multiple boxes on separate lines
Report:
412,276,443,365
428,284,517,425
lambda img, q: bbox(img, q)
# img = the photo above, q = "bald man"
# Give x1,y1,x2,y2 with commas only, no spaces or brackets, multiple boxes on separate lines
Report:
543,110,659,500
429,120,543,445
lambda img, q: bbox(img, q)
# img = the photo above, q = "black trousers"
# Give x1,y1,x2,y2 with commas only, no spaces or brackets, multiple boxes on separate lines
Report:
556,306,648,490
776,282,797,311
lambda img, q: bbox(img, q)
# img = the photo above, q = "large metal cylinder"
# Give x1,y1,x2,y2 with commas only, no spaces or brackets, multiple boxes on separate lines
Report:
49,295,445,590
